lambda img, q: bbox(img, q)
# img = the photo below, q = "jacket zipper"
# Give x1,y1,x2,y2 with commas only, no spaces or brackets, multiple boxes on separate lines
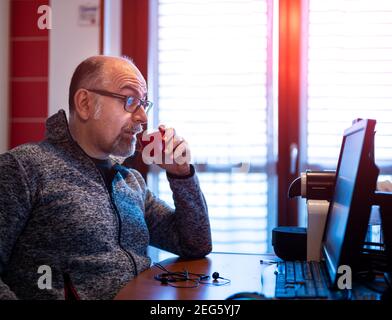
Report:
89,159,139,276
109,199,139,275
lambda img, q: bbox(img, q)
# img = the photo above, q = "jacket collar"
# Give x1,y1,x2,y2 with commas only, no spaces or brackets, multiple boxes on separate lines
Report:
45,109,73,143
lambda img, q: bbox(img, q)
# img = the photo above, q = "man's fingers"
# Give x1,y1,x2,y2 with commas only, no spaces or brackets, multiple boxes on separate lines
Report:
158,124,166,132
157,127,191,164
162,128,177,154
162,127,175,140
173,140,191,164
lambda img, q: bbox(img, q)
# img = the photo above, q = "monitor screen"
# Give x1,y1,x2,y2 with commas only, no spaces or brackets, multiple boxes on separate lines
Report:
322,119,379,287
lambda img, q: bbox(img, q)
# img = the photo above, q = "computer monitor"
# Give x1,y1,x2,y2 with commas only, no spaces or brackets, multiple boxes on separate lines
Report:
322,119,379,287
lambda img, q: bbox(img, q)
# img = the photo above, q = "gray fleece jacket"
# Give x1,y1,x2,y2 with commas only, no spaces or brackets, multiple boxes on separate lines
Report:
0,110,212,300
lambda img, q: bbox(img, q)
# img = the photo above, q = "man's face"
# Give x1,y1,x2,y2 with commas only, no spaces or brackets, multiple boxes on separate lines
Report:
88,61,148,158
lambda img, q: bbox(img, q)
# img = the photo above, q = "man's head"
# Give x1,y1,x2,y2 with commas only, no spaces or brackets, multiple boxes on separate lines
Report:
68,55,149,159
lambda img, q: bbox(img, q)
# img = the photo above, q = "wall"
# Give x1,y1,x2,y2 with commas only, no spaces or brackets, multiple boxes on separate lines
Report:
9,0,49,149
6,0,115,148
49,0,101,117
121,0,149,79
0,0,10,152
104,0,122,56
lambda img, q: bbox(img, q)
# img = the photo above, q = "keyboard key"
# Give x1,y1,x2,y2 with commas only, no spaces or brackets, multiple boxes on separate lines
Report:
295,283,318,298
315,286,329,298
310,262,329,298
304,280,317,297
275,287,296,299
303,262,313,280
275,261,330,299
285,262,295,283
277,262,285,275
310,261,322,282
294,261,305,284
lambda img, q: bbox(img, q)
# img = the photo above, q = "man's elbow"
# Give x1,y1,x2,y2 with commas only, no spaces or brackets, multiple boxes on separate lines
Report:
180,241,212,259
195,242,213,258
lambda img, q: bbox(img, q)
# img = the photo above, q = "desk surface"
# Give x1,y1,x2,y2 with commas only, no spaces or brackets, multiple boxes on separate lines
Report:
115,252,278,300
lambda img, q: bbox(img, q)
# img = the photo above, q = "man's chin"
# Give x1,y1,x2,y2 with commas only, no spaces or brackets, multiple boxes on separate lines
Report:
111,143,136,158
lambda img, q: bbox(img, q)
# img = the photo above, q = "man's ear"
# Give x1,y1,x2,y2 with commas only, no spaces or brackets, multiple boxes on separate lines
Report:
74,89,92,120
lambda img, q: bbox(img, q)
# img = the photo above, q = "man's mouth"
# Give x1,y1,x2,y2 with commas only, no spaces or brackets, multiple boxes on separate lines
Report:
124,127,142,137
121,131,134,142
130,126,143,135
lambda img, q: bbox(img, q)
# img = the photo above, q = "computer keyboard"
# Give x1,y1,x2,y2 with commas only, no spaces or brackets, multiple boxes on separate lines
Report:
275,261,329,299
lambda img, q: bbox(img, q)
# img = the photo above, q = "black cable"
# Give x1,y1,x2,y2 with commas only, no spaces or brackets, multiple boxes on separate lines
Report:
153,263,203,288
152,263,231,288
199,278,231,286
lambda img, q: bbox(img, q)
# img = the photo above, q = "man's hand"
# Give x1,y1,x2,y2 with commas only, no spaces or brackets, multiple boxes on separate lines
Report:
157,125,191,176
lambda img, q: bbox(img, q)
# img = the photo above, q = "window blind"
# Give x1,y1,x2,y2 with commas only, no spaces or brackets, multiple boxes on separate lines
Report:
305,0,392,177
149,0,276,255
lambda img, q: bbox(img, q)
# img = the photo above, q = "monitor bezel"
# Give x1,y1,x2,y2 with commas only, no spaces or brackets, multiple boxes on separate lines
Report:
321,119,379,287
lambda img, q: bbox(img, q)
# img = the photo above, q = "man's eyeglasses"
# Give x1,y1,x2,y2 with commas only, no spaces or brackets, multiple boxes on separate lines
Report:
86,89,153,114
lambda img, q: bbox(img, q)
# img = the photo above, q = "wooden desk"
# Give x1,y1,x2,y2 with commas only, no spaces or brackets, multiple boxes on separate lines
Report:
115,252,387,300
115,252,278,300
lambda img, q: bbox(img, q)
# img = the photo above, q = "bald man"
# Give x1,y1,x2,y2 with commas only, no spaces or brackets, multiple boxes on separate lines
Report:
0,56,212,300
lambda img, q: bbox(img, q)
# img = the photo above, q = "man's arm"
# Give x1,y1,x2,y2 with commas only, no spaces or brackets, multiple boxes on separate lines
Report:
143,165,212,258
0,153,32,299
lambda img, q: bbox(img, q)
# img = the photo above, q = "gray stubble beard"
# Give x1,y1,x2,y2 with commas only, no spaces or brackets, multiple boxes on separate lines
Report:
111,135,137,158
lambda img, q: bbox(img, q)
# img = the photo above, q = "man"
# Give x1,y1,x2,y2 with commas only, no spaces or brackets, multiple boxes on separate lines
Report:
0,55,212,299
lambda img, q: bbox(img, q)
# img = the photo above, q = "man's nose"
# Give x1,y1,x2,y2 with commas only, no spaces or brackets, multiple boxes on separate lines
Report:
131,106,148,124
